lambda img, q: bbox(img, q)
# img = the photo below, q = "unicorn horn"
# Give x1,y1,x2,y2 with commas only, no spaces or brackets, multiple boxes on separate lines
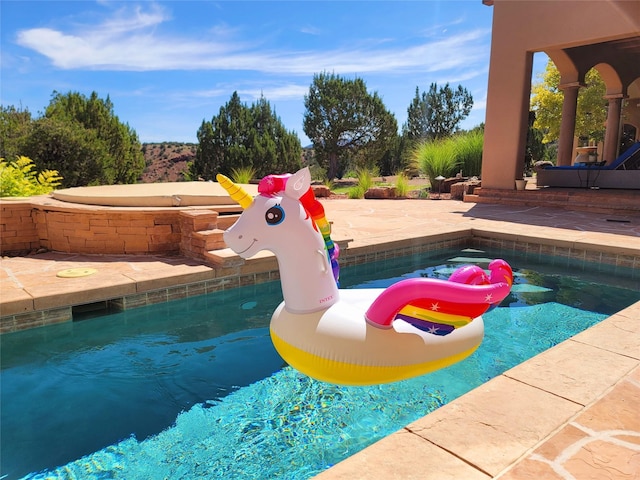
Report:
216,174,253,209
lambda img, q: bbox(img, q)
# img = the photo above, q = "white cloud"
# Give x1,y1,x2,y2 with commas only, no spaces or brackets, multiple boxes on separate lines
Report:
173,83,308,105
239,84,309,101
299,25,322,36
15,4,490,75
96,3,168,35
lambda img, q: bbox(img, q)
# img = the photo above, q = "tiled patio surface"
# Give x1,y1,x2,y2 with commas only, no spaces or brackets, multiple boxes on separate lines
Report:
1,198,639,479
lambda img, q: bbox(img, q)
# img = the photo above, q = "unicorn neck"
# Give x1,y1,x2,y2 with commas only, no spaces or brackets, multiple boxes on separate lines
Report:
272,241,340,314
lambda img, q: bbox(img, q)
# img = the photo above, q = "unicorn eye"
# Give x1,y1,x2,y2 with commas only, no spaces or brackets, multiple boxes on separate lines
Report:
265,205,284,225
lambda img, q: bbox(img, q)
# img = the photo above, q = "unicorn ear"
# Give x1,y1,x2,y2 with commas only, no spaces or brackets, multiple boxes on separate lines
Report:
284,167,311,200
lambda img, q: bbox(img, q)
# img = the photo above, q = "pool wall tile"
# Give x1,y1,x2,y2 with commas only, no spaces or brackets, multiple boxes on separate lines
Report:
186,282,207,297
206,277,239,292
584,250,603,263
111,293,147,310
1,307,73,333
569,248,587,260
146,289,168,305
133,270,214,291
253,271,273,284
166,285,188,301
239,274,260,287
44,306,74,326
616,254,636,268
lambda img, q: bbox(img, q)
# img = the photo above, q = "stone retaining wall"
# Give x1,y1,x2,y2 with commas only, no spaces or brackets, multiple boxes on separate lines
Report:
36,208,183,254
0,201,41,254
0,197,226,257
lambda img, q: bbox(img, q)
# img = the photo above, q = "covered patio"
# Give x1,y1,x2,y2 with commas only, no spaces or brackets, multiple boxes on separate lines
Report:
480,0,640,191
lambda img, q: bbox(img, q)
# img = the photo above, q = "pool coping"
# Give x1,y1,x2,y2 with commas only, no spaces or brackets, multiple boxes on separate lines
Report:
2,227,638,332
1,212,639,479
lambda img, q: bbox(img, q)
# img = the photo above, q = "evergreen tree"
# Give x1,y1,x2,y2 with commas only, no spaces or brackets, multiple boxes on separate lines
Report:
10,91,145,187
404,83,473,141
40,91,145,185
191,92,301,180
23,117,108,187
0,105,33,160
303,72,398,179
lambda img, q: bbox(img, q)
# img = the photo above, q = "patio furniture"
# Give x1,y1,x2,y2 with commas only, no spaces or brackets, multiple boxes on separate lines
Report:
536,141,640,189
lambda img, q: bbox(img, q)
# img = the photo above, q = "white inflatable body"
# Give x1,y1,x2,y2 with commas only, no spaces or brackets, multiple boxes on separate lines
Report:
270,289,485,385
217,168,512,386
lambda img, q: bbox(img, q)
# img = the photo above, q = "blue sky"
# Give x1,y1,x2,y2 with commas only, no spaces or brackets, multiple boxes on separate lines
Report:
1,1,547,145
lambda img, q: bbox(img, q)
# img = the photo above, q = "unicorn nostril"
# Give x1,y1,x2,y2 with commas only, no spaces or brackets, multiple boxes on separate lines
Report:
238,235,243,239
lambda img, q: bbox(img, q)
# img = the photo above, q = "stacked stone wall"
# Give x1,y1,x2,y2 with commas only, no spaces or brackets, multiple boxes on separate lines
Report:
179,210,220,259
0,201,40,255
0,199,190,255
37,208,183,254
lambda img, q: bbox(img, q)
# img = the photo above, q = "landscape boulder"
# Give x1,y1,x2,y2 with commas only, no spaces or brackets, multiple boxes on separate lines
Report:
450,179,482,200
364,186,398,199
311,185,331,197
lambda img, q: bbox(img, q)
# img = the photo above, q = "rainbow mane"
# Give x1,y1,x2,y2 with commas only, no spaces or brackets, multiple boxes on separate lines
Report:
258,174,340,286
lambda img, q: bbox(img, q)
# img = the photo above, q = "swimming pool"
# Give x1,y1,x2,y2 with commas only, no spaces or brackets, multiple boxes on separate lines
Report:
1,248,638,479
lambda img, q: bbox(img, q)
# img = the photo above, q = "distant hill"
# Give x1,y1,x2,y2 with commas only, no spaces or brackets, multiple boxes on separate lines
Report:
141,142,196,183
141,142,314,183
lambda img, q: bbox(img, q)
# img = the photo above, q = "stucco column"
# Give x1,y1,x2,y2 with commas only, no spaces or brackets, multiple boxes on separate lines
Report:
557,82,582,166
602,94,625,164
481,46,534,189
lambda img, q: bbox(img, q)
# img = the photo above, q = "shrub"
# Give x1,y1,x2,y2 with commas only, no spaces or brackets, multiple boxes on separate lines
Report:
356,168,374,191
395,172,409,197
348,185,366,199
454,130,483,177
347,168,374,199
230,166,257,184
412,139,459,184
309,164,327,182
0,156,62,197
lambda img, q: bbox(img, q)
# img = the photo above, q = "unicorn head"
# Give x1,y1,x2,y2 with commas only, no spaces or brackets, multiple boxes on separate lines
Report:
217,167,340,314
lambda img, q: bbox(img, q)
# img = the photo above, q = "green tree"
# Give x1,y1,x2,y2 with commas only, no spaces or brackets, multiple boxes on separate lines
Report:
530,60,607,144
191,92,301,180
404,83,473,141
303,72,398,179
0,105,33,160
525,111,546,173
23,117,109,187
38,91,145,185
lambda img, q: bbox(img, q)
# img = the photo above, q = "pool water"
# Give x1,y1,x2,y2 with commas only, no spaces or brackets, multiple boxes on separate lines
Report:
1,249,638,479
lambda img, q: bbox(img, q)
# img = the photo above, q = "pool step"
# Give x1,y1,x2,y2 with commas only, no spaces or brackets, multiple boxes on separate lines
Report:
192,229,226,251
217,213,241,229
204,248,245,268
473,187,640,215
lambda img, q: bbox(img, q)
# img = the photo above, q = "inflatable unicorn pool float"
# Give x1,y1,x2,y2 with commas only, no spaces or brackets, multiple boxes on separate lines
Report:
217,167,513,385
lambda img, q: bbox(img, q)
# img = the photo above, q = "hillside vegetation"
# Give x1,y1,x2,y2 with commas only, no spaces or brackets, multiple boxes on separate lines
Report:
141,143,196,182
